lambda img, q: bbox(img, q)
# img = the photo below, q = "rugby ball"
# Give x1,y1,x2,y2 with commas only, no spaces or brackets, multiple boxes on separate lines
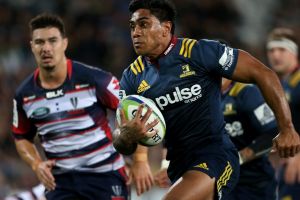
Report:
116,95,166,146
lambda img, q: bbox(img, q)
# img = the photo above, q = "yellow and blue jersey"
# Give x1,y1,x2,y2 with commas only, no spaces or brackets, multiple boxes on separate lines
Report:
282,68,300,132
120,37,239,159
278,67,300,200
221,82,277,199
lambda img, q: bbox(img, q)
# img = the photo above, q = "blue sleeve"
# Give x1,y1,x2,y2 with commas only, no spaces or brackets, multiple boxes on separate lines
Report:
119,68,137,100
237,85,277,134
290,84,300,132
193,39,239,78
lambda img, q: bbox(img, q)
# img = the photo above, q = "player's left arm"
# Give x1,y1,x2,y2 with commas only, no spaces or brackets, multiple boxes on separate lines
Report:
231,50,300,158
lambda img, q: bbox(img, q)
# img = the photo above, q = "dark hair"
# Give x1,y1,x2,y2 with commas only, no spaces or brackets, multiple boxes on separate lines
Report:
267,27,297,45
129,0,176,34
29,13,66,38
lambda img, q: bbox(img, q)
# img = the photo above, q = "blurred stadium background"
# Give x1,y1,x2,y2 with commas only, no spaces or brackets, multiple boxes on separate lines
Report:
0,0,299,198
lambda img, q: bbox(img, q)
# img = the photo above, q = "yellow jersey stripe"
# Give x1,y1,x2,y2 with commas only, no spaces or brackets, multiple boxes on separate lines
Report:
180,38,188,55
137,56,144,71
229,83,249,97
130,64,138,75
142,80,148,87
289,71,300,88
217,162,233,192
218,167,232,191
184,39,193,57
133,60,141,73
217,165,230,190
188,40,197,58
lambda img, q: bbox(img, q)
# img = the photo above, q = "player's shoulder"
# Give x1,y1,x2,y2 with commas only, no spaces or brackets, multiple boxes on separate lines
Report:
72,60,106,75
124,55,146,76
72,60,113,80
177,37,224,59
229,82,255,97
288,69,300,88
176,37,198,59
15,72,35,98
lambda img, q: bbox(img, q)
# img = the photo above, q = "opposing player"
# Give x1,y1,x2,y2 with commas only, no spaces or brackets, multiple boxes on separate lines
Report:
12,13,128,200
221,78,278,199
113,0,300,199
5,184,46,200
267,27,300,200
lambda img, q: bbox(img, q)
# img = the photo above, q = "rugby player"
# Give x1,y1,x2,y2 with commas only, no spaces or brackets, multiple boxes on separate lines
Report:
12,13,128,200
221,78,277,199
267,27,300,200
113,1,300,199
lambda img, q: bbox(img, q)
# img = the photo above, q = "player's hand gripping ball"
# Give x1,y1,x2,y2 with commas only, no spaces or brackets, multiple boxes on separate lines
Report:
116,95,166,146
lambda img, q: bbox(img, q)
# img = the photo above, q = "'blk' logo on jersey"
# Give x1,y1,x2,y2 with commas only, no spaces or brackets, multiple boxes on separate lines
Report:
46,89,64,99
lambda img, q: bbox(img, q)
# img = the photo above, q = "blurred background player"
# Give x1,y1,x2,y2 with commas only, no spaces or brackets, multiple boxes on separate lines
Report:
11,13,128,200
128,146,170,200
113,0,300,199
5,184,45,200
266,27,300,200
221,78,278,199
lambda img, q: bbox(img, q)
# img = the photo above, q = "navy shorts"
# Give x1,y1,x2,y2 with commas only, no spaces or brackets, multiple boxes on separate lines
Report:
227,157,277,200
167,142,240,200
227,177,277,200
278,165,300,200
45,168,128,200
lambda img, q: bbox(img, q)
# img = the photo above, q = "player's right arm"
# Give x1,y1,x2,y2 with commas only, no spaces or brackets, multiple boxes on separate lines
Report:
113,104,158,155
12,98,55,191
113,67,156,195
112,69,158,155
15,139,56,190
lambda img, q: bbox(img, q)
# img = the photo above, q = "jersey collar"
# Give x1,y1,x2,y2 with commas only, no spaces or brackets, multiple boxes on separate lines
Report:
147,35,178,64
162,35,178,56
34,59,73,85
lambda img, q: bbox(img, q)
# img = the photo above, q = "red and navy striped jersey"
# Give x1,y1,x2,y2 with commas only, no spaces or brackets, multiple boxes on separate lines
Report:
12,59,124,174
120,37,239,159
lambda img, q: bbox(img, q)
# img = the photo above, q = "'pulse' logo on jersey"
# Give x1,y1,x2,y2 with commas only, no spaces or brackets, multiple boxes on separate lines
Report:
137,80,150,93
155,84,202,110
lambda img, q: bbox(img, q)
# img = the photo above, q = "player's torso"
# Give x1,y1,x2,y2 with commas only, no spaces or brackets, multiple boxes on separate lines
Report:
126,39,227,154
221,87,257,150
22,65,105,137
18,61,123,173
221,83,276,183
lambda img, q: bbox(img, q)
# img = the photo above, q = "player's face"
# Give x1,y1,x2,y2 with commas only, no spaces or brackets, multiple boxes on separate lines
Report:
267,47,296,76
130,9,169,56
31,27,68,70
